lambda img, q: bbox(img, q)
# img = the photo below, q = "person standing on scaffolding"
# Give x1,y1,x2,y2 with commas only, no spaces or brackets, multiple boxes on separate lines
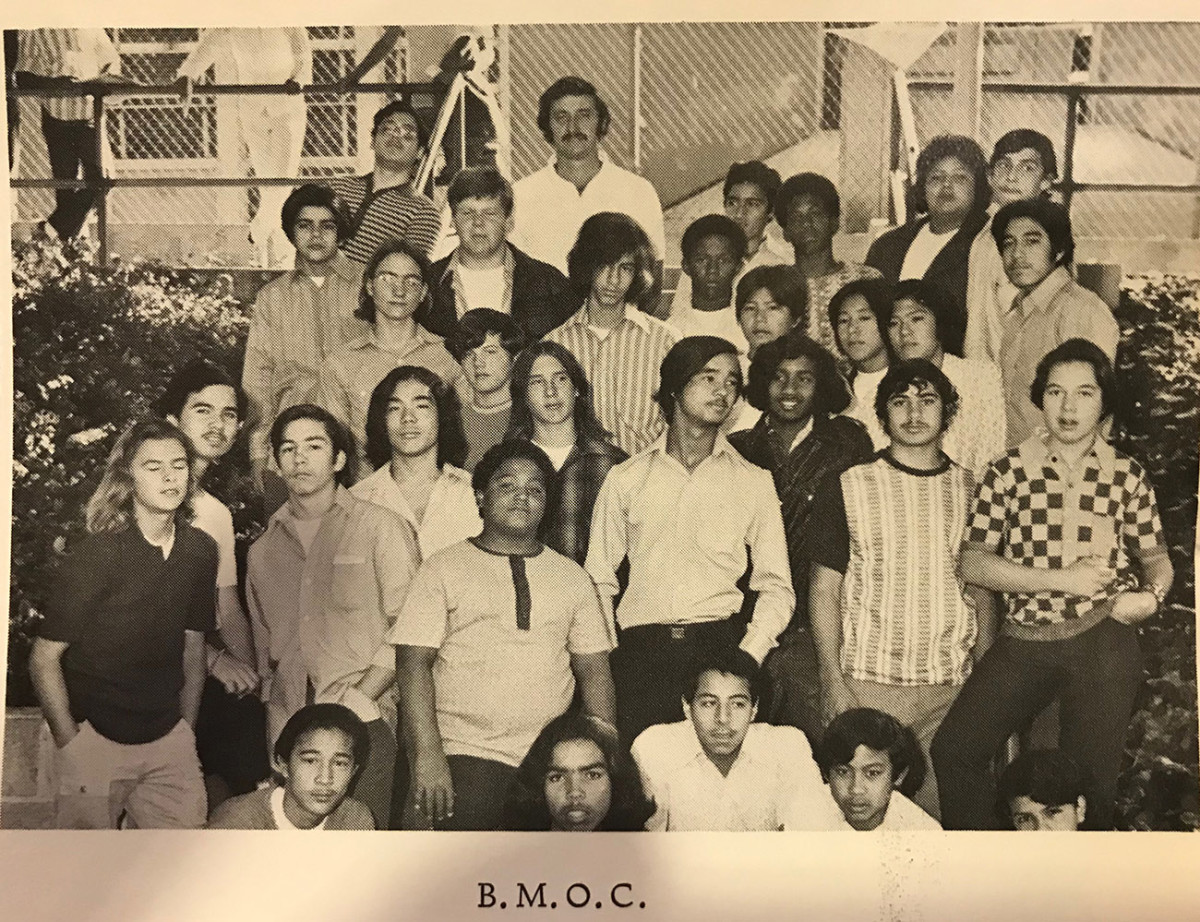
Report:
176,27,311,267
16,28,121,242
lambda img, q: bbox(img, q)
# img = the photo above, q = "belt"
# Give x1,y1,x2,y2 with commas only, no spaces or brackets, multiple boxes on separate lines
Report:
619,619,736,644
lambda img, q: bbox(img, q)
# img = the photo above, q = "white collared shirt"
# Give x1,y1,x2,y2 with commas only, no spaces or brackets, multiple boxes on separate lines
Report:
632,720,826,831
511,153,666,273
351,464,482,560
585,432,794,663
783,785,941,831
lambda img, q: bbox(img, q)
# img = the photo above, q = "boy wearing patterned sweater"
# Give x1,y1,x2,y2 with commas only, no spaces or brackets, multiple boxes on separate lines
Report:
933,339,1172,830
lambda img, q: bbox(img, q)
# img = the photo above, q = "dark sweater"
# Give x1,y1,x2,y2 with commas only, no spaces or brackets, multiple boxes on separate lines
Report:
864,208,990,357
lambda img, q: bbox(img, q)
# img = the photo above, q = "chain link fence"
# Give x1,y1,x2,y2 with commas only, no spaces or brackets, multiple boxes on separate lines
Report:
10,23,1200,267
902,24,1200,241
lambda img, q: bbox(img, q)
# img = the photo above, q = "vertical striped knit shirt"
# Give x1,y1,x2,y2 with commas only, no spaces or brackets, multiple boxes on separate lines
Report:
804,453,977,686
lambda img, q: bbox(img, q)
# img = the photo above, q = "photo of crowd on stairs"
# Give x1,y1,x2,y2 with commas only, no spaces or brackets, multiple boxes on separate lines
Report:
4,21,1197,834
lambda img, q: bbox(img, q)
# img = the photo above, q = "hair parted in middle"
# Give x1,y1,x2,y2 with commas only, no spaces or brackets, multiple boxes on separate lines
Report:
85,418,196,535
363,364,468,473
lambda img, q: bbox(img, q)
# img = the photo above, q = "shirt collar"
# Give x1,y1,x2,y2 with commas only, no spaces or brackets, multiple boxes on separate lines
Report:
641,429,738,463
346,324,443,352
1019,429,1117,474
765,417,815,454
269,484,354,535
562,302,654,334
291,252,361,286
1014,265,1073,317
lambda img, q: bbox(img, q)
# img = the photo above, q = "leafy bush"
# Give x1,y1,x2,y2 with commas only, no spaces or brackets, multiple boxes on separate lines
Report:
8,237,258,705
1110,274,1200,830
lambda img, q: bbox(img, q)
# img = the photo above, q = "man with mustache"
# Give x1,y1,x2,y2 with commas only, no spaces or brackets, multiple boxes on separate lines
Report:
160,361,268,811
586,336,793,745
511,76,665,288
805,360,992,821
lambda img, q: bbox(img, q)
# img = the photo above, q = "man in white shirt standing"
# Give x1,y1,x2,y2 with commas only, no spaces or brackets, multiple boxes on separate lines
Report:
586,335,794,745
511,76,665,287
632,647,826,830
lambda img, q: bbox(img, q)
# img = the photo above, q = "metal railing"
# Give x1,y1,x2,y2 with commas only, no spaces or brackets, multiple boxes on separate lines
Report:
10,81,439,264
904,79,1200,228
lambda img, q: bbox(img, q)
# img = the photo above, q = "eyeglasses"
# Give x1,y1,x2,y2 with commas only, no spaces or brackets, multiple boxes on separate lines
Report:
374,272,425,291
377,122,421,140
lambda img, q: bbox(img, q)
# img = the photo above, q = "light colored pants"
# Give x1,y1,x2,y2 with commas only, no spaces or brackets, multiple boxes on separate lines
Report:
53,719,206,829
237,96,305,253
843,678,962,822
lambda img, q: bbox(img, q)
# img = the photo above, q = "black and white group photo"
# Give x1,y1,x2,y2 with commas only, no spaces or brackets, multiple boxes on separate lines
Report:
3,20,1197,845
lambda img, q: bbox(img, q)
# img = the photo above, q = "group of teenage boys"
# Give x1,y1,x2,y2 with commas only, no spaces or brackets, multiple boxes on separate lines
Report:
30,74,1173,834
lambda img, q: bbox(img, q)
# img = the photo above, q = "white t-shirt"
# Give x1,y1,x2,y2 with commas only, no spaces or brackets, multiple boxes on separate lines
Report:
900,223,957,281
533,441,574,471
270,785,328,830
456,263,508,316
192,489,237,590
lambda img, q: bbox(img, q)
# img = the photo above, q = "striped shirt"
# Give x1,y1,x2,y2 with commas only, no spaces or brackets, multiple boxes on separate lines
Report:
17,28,120,122
241,254,367,460
330,173,441,264
543,304,679,456
805,453,977,687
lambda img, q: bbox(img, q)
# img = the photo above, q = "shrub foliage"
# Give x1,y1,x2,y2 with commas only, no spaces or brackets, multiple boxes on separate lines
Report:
8,239,256,703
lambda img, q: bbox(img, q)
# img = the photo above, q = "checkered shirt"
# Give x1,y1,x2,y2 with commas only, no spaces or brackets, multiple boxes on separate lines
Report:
965,435,1165,631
